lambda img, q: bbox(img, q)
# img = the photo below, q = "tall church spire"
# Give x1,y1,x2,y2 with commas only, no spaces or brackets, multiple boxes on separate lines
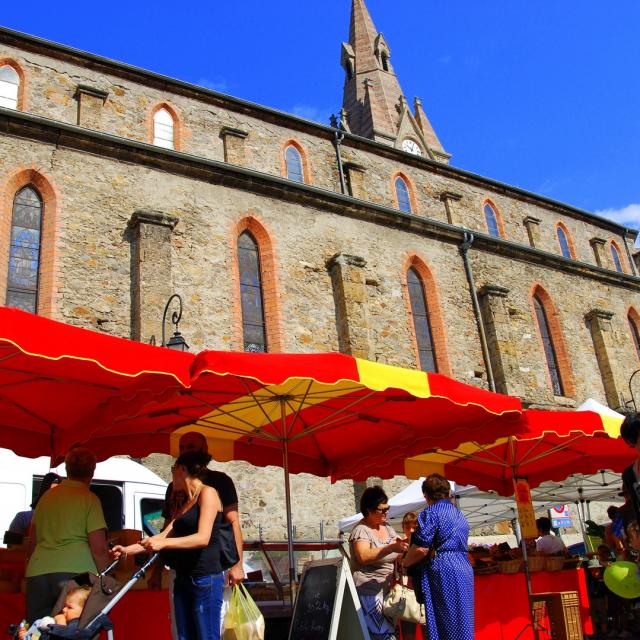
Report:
340,0,449,163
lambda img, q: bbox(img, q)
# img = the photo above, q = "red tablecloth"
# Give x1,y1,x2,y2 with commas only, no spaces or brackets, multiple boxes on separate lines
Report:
0,569,592,640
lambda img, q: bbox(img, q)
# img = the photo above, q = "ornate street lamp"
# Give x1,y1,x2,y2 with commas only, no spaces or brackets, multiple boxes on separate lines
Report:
629,369,640,412
161,294,189,351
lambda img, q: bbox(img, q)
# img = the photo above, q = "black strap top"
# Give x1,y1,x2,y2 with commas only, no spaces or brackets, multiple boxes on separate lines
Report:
164,501,224,577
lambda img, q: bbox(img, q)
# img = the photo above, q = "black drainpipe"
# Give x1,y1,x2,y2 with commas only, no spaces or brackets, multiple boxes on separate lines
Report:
624,229,637,277
333,129,347,195
459,231,496,392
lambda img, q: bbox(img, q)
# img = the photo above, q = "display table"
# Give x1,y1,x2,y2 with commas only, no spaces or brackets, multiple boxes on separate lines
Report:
0,569,591,640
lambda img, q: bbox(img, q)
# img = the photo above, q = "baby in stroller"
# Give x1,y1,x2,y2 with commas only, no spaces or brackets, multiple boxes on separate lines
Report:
17,585,91,639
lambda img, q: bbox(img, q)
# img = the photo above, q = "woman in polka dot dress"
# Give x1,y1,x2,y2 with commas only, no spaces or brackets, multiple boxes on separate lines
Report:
404,474,473,640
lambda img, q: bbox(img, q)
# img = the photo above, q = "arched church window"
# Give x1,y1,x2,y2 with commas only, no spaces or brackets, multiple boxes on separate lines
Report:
484,202,501,238
533,294,563,396
611,241,624,273
407,267,437,372
629,311,640,361
6,186,43,313
556,224,574,259
0,65,20,110
395,176,412,213
238,231,267,352
285,145,304,183
153,108,175,149
380,51,389,72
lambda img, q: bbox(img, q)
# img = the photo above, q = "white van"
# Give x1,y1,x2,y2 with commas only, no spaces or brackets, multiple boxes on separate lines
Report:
0,448,167,546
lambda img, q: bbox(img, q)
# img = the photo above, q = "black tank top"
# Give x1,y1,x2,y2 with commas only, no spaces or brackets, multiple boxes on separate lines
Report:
164,501,224,577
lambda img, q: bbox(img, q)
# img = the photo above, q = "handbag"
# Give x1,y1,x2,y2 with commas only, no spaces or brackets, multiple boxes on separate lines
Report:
383,574,426,624
219,521,240,570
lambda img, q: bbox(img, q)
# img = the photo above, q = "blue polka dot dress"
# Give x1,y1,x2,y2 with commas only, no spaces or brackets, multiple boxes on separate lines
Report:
412,499,474,640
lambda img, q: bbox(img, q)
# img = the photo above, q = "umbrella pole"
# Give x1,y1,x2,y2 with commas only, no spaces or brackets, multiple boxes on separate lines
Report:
280,399,296,607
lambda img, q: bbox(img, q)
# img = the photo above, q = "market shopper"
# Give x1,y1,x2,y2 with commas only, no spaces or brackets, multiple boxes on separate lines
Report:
404,473,473,640
397,511,420,640
25,447,110,621
349,486,408,640
534,517,567,555
113,450,225,640
621,412,640,524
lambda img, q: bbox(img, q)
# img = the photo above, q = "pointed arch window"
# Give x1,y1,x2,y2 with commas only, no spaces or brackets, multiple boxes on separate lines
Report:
380,52,389,72
611,242,624,273
238,231,267,352
395,176,412,213
630,312,640,360
407,267,437,372
533,294,563,396
153,108,175,149
556,224,574,259
6,186,43,313
0,65,20,110
484,203,501,237
285,145,304,183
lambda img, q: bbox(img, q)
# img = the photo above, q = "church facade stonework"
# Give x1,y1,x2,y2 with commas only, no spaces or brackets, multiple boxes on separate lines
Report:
1,2,639,539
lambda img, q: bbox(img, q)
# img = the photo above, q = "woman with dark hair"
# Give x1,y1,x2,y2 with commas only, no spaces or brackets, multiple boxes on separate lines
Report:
404,473,473,640
112,450,224,640
349,486,408,640
8,472,60,538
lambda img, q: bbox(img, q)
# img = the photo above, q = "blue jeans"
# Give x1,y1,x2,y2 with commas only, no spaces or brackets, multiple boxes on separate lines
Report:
173,572,224,640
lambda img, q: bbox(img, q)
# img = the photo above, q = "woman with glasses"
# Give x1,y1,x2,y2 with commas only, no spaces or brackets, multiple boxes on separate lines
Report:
349,486,408,640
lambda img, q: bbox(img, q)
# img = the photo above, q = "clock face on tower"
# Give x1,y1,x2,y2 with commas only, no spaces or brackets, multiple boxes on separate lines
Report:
402,139,422,156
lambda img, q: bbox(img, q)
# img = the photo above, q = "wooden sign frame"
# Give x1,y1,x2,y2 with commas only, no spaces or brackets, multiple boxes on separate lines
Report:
288,556,371,640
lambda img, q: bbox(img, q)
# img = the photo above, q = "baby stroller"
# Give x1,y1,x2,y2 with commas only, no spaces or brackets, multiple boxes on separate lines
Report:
10,553,158,640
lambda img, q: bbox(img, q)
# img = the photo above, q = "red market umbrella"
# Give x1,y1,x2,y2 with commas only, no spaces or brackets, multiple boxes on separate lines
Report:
403,409,629,496
0,307,194,459
78,349,524,588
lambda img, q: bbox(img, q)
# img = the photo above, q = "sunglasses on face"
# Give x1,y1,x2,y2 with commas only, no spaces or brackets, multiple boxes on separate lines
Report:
374,507,390,514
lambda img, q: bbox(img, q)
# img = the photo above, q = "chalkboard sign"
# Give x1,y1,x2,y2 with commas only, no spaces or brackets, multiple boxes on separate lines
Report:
289,558,339,640
289,557,370,640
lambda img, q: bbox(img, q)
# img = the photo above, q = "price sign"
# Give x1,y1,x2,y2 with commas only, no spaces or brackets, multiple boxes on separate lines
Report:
514,477,538,538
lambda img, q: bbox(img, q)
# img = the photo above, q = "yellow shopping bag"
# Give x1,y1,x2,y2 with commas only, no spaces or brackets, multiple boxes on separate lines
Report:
222,583,265,640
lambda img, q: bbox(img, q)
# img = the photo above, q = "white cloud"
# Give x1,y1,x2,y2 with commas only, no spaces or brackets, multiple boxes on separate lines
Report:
595,203,640,228
195,77,229,93
596,204,640,245
291,104,332,125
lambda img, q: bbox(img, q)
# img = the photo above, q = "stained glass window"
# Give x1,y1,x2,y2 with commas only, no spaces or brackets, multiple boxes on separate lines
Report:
533,295,563,396
557,226,572,259
407,267,437,372
238,231,267,352
6,187,42,314
0,66,19,110
153,108,174,149
484,203,500,237
395,177,412,213
630,314,640,360
611,243,624,273
285,146,304,183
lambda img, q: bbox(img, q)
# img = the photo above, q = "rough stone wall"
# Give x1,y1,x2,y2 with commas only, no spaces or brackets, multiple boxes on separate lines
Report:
2,34,640,540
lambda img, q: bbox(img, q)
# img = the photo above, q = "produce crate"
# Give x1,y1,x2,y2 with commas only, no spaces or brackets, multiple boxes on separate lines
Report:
531,591,583,640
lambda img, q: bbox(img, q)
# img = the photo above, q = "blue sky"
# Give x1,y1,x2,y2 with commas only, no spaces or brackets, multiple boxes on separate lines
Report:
2,1,640,232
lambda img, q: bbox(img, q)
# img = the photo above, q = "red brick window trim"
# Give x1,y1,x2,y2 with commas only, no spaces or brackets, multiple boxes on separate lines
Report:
281,139,311,184
391,172,417,214
530,284,575,397
610,239,627,274
149,102,182,151
0,59,26,111
230,216,282,353
482,199,506,239
401,255,451,376
628,307,640,361
555,222,576,259
0,168,59,317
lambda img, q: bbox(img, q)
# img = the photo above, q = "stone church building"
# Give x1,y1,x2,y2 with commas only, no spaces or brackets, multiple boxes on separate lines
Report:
1,0,639,538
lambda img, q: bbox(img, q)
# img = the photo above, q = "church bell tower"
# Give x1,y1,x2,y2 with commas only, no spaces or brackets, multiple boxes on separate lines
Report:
340,0,450,163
